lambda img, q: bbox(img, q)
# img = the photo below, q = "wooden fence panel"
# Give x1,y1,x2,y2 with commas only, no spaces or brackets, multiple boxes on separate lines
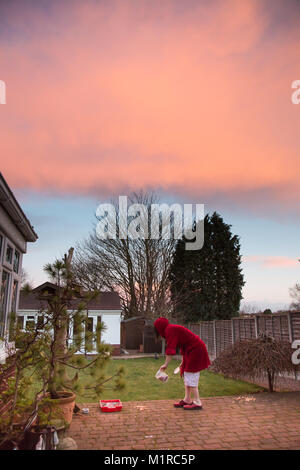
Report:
202,321,215,357
190,313,300,359
257,315,268,335
291,312,300,341
190,323,201,337
278,315,290,342
232,318,241,341
215,320,232,354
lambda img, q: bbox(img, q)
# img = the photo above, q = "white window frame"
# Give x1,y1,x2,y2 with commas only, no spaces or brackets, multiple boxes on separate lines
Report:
13,249,20,274
0,268,11,338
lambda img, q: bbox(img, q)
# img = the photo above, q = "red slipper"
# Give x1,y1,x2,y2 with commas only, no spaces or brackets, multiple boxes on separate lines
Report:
183,403,203,410
173,400,193,408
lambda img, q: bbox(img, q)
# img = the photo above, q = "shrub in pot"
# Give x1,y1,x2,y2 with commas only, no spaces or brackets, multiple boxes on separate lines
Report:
28,248,125,429
0,319,50,449
1,248,125,444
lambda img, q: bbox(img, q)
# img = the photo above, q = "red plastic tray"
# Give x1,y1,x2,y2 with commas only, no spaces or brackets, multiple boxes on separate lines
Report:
100,399,122,412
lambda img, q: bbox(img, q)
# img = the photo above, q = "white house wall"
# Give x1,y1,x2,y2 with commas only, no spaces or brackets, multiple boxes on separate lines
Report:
101,313,121,344
0,205,27,253
75,309,121,345
17,309,122,347
0,225,25,355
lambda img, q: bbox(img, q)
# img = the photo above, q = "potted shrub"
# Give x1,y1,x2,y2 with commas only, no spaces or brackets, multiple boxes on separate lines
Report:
0,317,50,449
20,248,125,430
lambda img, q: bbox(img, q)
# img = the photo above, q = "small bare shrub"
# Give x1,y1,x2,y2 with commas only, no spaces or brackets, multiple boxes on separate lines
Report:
211,334,298,392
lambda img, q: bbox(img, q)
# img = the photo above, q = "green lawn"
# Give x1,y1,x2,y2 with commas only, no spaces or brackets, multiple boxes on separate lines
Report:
74,357,264,403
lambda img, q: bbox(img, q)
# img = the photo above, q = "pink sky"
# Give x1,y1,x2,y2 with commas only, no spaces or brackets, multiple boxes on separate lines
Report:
243,256,299,268
0,0,299,308
0,0,299,207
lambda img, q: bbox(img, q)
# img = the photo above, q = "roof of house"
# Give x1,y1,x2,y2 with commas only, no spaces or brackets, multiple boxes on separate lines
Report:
19,284,121,311
0,172,38,242
121,316,146,323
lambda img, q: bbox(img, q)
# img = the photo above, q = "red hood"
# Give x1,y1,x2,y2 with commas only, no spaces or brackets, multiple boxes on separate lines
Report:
154,317,169,338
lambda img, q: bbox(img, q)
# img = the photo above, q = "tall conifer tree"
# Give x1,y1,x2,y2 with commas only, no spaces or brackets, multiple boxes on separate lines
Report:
170,212,244,322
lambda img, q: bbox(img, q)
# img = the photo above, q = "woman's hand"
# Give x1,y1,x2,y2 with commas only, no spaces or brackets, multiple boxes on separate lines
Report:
160,355,172,371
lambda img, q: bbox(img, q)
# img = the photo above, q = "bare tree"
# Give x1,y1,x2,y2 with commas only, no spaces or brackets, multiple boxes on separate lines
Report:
72,192,185,319
289,258,300,311
239,303,260,315
20,268,34,290
290,283,300,311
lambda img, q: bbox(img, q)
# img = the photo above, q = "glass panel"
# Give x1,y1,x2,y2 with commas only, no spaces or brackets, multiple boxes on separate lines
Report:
8,279,19,341
85,317,94,352
25,317,35,330
6,245,13,264
86,317,93,332
73,312,83,349
13,251,20,273
37,315,44,329
0,235,3,258
17,315,24,329
0,271,10,337
11,280,18,312
96,316,102,346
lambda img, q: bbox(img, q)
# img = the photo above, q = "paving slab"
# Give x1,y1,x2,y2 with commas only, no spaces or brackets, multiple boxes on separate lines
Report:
65,392,300,450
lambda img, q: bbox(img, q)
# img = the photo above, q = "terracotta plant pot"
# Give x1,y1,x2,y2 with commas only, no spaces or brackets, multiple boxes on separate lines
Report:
40,391,76,428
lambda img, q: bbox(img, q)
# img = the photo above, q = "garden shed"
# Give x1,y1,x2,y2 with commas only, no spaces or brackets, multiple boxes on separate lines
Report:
121,317,162,354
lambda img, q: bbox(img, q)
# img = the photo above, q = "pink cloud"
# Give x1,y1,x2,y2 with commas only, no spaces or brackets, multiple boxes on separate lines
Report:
0,0,299,205
243,255,300,268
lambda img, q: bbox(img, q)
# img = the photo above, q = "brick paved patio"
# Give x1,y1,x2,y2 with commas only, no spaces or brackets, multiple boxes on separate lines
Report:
65,392,300,450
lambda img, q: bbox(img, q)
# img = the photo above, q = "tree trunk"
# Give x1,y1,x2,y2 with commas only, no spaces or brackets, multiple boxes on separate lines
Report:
51,247,74,397
267,370,274,392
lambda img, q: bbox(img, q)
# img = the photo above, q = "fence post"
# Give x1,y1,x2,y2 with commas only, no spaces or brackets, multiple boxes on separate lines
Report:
287,312,294,343
231,319,235,344
279,315,283,341
271,314,275,338
213,320,217,358
254,315,259,338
